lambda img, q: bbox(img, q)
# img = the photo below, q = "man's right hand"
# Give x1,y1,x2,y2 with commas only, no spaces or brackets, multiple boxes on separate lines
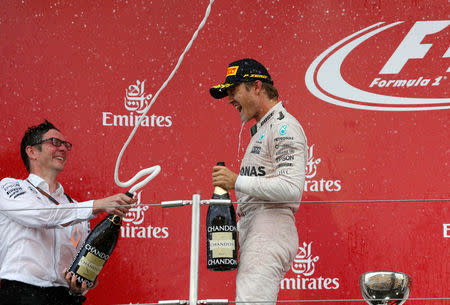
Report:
92,193,136,217
212,165,238,191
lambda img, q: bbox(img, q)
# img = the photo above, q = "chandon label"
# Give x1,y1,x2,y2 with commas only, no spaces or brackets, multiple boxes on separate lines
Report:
79,258,102,274
207,225,236,232
85,244,109,260
77,252,106,282
209,230,235,258
210,240,235,249
208,258,237,266
209,232,235,258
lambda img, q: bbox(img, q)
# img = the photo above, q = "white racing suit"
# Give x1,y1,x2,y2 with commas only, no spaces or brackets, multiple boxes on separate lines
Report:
234,102,308,305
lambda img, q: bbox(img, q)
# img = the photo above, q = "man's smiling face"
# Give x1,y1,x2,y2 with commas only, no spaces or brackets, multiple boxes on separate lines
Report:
33,129,69,173
227,82,260,123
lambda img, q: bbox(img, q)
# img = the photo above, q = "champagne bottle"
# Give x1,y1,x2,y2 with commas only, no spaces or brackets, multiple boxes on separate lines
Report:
206,162,238,271
67,192,133,287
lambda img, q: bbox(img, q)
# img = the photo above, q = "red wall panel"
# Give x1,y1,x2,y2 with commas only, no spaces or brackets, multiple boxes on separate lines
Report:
1,1,448,304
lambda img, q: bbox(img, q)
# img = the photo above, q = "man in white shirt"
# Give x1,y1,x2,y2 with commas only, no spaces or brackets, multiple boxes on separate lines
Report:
0,120,136,305
210,59,308,305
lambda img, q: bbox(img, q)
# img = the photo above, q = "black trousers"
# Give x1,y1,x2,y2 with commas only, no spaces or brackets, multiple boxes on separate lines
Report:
0,279,86,305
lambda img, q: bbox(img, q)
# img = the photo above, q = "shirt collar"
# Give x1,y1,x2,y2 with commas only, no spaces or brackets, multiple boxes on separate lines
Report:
27,173,64,196
250,102,284,137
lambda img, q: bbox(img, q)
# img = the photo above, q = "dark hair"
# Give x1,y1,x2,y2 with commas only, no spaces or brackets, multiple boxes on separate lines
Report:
20,120,59,172
244,81,279,100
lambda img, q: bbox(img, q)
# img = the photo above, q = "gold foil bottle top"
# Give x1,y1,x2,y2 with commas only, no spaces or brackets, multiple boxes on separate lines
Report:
109,215,122,226
214,162,228,196
214,186,228,195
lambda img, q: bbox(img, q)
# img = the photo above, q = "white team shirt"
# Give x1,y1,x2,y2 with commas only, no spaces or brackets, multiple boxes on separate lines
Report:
0,173,93,287
235,102,308,216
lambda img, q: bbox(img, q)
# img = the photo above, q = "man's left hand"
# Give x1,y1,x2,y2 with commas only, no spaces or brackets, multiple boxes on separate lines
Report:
63,268,96,295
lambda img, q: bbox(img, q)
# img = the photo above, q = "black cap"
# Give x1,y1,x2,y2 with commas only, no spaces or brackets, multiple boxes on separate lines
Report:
209,58,273,99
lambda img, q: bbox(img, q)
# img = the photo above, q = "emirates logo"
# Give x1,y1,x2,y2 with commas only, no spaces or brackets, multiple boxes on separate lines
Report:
281,241,340,290
304,144,342,192
124,80,153,114
123,192,148,225
305,144,321,179
292,242,319,276
101,79,173,127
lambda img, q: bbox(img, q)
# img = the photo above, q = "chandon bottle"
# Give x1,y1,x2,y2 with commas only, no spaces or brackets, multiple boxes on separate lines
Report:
206,162,238,271
68,192,133,287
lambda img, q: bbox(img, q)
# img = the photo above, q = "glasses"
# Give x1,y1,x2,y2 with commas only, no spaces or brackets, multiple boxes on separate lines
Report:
33,137,72,151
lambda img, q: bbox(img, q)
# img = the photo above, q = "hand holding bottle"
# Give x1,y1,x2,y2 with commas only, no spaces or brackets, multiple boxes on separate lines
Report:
212,164,238,190
92,193,136,217
63,268,89,295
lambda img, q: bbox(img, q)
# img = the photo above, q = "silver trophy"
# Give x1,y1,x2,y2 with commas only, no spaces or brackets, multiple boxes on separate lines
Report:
359,271,411,305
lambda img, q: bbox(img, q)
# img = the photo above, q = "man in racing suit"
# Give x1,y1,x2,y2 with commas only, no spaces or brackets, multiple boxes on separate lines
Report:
210,58,308,305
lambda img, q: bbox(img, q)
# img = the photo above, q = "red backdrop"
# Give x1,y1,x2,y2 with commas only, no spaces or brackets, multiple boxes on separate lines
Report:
1,1,448,304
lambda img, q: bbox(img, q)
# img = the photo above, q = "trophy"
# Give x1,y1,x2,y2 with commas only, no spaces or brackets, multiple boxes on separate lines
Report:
359,271,411,305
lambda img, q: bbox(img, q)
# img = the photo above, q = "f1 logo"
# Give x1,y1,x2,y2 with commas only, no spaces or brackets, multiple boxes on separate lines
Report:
380,20,450,74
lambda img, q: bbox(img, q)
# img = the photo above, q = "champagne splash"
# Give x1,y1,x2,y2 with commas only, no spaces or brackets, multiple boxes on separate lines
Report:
114,0,215,194
237,122,245,161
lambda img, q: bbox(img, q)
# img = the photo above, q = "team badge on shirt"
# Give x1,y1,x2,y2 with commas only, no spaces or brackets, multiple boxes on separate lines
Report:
259,132,265,141
70,225,82,248
1,182,26,199
251,146,262,154
279,125,288,135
